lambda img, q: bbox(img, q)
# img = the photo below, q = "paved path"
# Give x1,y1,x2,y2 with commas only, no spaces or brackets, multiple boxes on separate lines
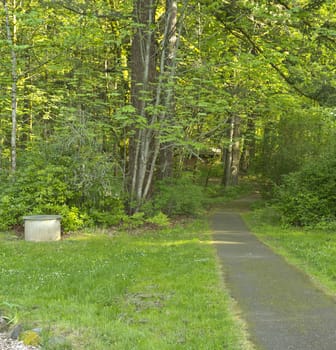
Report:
212,196,336,350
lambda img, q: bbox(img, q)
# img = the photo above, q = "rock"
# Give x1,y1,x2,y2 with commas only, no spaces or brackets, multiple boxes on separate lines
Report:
9,324,23,340
31,328,42,335
0,316,8,332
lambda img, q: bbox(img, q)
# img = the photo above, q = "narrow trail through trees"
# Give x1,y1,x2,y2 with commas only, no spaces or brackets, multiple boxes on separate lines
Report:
212,196,336,350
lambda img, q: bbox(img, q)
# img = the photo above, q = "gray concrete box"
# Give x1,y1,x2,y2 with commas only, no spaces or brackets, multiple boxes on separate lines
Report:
23,215,61,241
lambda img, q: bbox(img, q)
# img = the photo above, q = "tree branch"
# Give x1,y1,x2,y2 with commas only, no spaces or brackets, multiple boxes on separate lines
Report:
41,0,130,20
216,15,317,101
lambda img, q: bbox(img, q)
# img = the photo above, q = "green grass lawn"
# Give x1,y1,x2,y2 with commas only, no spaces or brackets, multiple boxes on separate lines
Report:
244,213,336,296
0,221,250,349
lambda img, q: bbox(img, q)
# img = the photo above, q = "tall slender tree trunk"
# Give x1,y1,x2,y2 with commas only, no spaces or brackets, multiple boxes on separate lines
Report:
240,116,256,173
222,115,234,187
222,115,241,186
231,116,241,185
159,0,177,179
3,0,18,172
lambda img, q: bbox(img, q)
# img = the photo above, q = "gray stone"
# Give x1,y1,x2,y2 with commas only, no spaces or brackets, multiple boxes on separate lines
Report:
31,328,42,335
9,324,23,340
0,316,8,331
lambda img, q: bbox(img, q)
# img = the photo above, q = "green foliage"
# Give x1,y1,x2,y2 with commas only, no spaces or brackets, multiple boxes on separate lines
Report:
20,331,41,347
86,195,126,227
146,211,170,227
50,206,87,232
275,156,336,226
0,134,125,231
0,164,78,231
1,0,336,232
0,301,20,326
89,208,126,228
314,219,336,231
151,174,205,216
122,212,146,229
254,108,334,184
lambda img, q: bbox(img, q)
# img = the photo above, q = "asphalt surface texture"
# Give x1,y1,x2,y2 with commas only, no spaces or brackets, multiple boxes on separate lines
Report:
211,195,336,350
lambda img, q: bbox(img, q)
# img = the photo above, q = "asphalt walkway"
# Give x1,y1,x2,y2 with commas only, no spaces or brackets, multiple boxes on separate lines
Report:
212,196,336,350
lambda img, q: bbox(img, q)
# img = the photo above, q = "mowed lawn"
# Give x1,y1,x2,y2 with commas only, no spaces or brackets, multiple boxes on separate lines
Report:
0,221,250,349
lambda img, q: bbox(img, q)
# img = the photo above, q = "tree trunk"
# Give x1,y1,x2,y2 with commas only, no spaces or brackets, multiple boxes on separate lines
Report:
222,115,241,187
3,0,18,172
128,0,158,212
240,116,256,173
128,0,184,211
159,0,177,179
222,115,234,187
231,116,241,185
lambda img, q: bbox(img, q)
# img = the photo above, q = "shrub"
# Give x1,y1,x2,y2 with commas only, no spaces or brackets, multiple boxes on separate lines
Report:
0,141,124,231
89,196,126,226
275,157,336,226
20,331,41,347
146,212,170,227
0,165,76,231
44,205,87,232
151,174,205,216
122,212,145,229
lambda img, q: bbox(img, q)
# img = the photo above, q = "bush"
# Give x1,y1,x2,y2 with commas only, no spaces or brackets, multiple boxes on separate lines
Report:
122,212,145,229
0,165,77,231
146,212,170,227
88,197,126,227
0,148,125,232
151,174,205,216
275,157,336,226
47,205,87,232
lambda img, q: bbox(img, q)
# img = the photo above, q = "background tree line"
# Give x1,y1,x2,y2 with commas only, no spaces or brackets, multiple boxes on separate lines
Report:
0,0,335,230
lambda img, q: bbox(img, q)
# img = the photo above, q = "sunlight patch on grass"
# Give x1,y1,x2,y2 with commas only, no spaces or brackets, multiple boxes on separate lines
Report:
201,240,245,245
134,239,199,247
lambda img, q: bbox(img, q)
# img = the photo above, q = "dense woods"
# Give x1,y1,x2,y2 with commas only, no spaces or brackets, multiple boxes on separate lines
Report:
0,0,335,230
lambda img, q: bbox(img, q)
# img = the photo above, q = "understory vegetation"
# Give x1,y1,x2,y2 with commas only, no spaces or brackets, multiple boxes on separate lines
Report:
1,0,335,231
254,152,336,231
0,144,252,232
0,221,252,350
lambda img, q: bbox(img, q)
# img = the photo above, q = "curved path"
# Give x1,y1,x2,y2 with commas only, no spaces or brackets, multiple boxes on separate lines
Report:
212,196,336,350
